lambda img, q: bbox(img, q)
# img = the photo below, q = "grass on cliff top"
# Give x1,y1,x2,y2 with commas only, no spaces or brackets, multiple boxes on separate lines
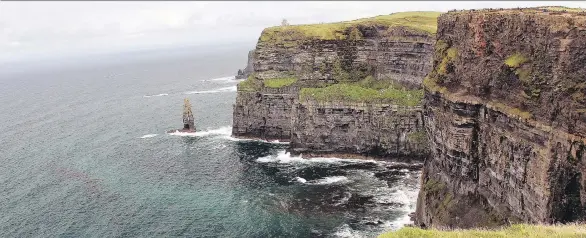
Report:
300,77,424,106
238,74,298,91
259,11,441,44
237,75,261,92
504,53,529,68
263,77,298,88
379,224,586,238
446,6,586,15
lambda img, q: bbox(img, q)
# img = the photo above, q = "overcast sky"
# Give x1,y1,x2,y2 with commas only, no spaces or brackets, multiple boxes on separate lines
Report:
0,1,585,63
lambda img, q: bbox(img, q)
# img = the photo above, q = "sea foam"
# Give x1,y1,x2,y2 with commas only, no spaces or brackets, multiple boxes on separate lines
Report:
143,93,169,98
167,126,232,137
139,134,158,138
256,150,379,165
183,86,236,95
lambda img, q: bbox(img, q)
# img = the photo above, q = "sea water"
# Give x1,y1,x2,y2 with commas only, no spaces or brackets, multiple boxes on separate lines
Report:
0,45,420,238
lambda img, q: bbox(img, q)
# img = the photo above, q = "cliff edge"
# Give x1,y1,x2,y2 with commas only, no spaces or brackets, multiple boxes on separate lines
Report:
232,12,440,158
416,7,586,228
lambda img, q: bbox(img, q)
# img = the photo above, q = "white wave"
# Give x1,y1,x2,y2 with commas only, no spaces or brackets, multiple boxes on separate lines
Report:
257,151,305,163
139,134,158,138
183,86,236,95
209,76,236,82
294,177,307,183
223,136,290,145
332,224,364,238
256,150,379,165
308,176,350,185
195,126,232,137
143,93,169,98
167,126,232,137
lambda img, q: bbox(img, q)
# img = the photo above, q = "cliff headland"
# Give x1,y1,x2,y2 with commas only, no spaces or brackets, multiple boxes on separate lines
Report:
231,6,586,233
416,6,586,228
232,11,441,159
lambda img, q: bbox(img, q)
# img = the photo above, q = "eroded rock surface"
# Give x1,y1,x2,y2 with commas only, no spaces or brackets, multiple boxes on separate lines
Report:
232,12,438,157
416,7,586,228
291,101,428,158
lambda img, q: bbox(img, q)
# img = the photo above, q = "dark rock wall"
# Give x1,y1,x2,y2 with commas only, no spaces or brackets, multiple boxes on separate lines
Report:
291,100,428,158
232,87,297,141
416,8,586,228
232,26,435,144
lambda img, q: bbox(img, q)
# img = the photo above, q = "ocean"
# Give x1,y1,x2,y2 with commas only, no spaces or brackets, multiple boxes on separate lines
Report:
0,45,420,238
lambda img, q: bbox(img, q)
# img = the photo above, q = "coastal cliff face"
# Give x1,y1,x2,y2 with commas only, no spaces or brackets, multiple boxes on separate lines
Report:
416,7,586,228
233,12,439,156
291,100,428,158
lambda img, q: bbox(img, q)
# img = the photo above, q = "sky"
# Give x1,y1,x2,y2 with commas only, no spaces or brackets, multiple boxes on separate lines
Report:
0,1,585,63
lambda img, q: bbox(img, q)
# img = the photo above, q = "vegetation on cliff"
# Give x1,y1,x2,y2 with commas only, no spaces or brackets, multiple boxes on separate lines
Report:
237,75,262,92
379,224,586,238
237,74,299,91
258,11,440,45
300,76,424,106
263,77,298,88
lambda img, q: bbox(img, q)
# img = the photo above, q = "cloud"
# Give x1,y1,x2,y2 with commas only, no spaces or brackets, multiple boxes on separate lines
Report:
0,1,585,62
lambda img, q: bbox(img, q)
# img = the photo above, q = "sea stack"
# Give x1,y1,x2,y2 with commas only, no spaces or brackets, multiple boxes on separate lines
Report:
168,98,196,133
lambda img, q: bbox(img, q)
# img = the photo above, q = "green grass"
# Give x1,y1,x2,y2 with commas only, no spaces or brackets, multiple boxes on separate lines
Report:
378,224,586,238
263,77,298,88
259,11,441,45
407,131,428,144
299,79,424,106
423,76,448,94
539,6,586,12
237,75,262,92
437,48,458,76
505,53,529,68
490,102,533,120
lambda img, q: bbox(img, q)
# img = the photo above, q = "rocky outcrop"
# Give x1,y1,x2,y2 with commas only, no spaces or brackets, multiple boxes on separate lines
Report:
236,50,255,80
416,7,586,228
232,12,440,154
232,86,297,141
290,100,428,158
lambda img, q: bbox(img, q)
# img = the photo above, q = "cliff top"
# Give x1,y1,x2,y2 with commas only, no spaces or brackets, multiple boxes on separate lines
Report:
259,11,441,44
444,6,586,15
379,224,586,238
425,5,586,133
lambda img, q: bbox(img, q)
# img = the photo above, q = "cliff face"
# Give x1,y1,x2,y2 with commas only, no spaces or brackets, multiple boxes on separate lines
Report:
236,50,255,80
416,7,586,228
232,12,439,154
232,87,297,140
291,100,428,158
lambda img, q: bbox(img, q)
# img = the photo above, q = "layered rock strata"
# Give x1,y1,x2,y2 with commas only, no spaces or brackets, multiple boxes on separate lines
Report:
415,7,586,228
232,12,439,157
290,100,428,158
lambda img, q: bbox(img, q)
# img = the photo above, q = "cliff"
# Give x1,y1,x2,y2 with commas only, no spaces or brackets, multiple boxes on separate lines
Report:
236,50,255,79
232,12,439,157
415,7,586,228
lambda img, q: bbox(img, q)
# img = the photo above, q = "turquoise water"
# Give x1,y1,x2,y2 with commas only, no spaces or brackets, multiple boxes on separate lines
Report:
0,46,420,238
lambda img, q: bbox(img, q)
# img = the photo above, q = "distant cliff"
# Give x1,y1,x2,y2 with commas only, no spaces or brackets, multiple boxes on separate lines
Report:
236,50,255,80
232,11,440,158
415,7,586,228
